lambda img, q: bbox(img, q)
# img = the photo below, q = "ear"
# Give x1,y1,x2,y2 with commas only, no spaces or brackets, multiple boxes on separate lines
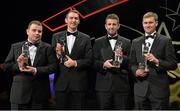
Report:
155,21,158,26
65,18,67,24
118,23,120,29
105,24,107,30
26,29,29,34
78,20,80,24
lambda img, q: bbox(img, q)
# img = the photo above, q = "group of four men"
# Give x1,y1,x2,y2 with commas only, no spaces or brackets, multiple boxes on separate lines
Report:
2,10,177,110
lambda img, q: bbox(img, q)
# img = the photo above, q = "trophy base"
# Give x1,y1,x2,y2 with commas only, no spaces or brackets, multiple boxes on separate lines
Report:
144,68,149,73
113,61,121,68
60,56,68,64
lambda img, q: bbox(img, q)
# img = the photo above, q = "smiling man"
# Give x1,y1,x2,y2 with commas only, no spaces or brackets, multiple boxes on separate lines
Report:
93,13,131,110
130,11,177,110
4,20,58,110
51,10,93,109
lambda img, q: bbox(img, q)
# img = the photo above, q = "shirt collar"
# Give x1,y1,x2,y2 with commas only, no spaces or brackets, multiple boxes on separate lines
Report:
145,31,156,37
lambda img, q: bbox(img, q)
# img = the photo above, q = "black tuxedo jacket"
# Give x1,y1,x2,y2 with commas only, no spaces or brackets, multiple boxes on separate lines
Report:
130,33,177,98
93,35,131,93
4,41,58,104
52,30,93,91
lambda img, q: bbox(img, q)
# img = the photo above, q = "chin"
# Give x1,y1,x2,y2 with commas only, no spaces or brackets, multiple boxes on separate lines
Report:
34,39,40,42
145,31,152,34
109,33,116,36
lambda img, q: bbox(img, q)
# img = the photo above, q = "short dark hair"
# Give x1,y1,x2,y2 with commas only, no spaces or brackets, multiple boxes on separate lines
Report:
65,9,80,18
27,20,42,29
105,13,120,23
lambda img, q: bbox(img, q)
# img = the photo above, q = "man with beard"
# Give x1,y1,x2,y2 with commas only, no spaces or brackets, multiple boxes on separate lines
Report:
93,13,131,109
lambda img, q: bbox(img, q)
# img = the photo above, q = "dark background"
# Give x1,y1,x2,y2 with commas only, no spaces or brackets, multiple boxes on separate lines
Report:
1,0,179,61
0,0,179,109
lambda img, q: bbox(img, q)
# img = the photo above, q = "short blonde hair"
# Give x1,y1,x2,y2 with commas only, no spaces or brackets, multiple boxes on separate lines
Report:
143,12,158,21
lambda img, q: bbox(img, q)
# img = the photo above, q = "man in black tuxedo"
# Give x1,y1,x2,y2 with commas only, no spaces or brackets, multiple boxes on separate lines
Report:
51,10,93,109
3,20,58,110
93,13,131,109
130,12,177,110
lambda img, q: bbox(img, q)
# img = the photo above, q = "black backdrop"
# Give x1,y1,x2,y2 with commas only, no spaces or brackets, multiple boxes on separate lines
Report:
1,0,179,61
0,0,179,109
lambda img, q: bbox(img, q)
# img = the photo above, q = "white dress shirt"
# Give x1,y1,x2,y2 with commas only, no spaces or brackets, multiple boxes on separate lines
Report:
144,32,156,52
67,35,76,54
29,45,37,65
108,34,118,50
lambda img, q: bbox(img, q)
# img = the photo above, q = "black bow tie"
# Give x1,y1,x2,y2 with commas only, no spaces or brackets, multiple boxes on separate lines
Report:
67,31,78,36
108,36,118,40
28,42,40,47
145,35,154,39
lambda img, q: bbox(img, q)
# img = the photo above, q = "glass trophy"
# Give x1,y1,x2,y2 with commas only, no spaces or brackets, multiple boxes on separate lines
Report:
22,42,30,67
113,41,123,68
138,62,145,69
57,37,67,63
142,42,151,72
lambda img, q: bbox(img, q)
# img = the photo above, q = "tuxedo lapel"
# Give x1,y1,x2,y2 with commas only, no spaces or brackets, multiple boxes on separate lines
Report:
65,41,69,55
150,34,160,53
18,42,25,55
33,43,43,66
101,38,114,60
70,34,81,56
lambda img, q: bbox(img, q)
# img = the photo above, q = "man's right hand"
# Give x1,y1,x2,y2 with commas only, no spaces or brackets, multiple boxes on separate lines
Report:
17,54,28,70
56,43,64,56
135,68,148,77
103,59,115,69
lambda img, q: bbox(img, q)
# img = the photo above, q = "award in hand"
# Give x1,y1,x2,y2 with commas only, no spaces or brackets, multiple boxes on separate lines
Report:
57,37,67,63
22,42,30,67
113,41,123,68
142,42,150,72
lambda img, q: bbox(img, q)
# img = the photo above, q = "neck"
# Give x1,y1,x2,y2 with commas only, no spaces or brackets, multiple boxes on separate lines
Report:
108,33,118,37
67,28,77,33
145,31,156,35
27,39,40,44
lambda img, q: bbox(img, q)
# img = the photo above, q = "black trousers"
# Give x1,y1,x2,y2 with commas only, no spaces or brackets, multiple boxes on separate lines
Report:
134,88,169,110
55,90,86,109
96,91,130,110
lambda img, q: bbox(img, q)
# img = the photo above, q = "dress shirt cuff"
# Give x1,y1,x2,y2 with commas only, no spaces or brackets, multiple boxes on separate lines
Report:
74,60,77,67
33,67,37,75
155,59,159,67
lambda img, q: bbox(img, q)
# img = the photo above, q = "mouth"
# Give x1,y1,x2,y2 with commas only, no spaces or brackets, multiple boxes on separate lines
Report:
71,23,77,26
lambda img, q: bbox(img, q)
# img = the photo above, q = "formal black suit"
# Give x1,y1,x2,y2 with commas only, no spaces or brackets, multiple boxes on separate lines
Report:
130,33,177,109
4,41,58,109
51,30,92,109
93,35,131,109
